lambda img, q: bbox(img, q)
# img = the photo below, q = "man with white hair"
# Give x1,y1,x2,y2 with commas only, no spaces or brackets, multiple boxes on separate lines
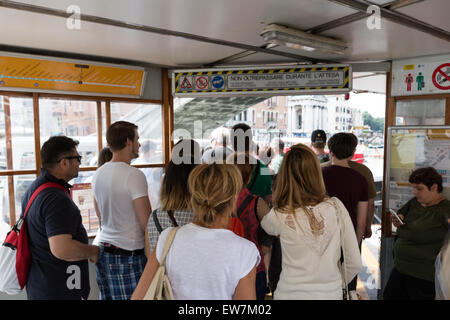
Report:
202,127,233,164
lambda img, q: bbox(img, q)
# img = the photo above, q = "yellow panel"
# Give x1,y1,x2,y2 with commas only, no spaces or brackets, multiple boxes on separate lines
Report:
0,55,144,96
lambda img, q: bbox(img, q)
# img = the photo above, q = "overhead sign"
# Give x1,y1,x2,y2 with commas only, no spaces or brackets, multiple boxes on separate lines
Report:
392,54,450,96
0,54,145,96
172,65,352,97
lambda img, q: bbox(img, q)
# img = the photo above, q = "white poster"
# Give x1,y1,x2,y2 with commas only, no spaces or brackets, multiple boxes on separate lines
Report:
392,54,450,96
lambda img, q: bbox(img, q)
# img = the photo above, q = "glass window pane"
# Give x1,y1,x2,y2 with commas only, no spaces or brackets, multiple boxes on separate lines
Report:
0,176,11,232
139,167,163,210
13,174,37,223
39,98,103,167
69,172,99,236
0,96,35,170
395,99,445,126
111,102,163,164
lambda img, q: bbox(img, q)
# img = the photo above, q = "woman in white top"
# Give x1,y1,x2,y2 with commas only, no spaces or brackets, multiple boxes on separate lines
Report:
132,163,260,300
261,143,362,300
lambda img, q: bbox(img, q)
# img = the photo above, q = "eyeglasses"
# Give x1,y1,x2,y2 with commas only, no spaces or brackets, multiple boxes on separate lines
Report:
58,155,82,163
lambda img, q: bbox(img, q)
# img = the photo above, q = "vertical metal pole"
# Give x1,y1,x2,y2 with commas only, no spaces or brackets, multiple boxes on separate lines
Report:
96,101,103,158
162,68,171,165
33,93,41,176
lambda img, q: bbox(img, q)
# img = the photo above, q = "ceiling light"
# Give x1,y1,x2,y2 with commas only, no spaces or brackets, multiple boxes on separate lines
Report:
260,24,347,55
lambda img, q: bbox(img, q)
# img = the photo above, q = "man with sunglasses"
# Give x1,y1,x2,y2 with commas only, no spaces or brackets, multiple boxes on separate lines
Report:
23,136,100,300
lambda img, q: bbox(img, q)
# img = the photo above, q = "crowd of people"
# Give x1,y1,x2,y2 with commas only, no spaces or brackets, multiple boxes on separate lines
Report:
20,121,449,300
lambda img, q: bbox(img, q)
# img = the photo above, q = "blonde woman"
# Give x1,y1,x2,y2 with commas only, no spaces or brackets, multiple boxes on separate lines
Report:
261,143,362,300
132,164,260,300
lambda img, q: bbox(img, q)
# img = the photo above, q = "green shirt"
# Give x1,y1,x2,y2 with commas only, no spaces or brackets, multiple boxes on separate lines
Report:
394,197,450,282
247,160,272,199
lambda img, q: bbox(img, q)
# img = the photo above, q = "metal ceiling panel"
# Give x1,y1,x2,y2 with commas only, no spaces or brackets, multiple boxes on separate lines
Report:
0,0,448,68
0,6,248,67
11,0,357,44
318,16,450,62
394,0,450,31
353,73,387,94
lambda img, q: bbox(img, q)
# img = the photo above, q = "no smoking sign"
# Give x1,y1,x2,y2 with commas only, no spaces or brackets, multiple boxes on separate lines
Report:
432,63,450,90
195,76,209,90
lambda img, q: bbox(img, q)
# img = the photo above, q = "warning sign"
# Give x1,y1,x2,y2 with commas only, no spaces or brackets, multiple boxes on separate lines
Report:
432,63,450,90
172,65,351,97
180,76,193,89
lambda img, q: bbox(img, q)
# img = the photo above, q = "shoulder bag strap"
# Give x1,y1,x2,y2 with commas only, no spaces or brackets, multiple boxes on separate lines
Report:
159,227,180,266
22,182,69,220
167,210,178,227
152,209,163,234
331,197,350,300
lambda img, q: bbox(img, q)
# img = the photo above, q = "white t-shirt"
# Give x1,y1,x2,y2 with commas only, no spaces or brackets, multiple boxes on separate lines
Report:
156,223,260,300
92,162,148,250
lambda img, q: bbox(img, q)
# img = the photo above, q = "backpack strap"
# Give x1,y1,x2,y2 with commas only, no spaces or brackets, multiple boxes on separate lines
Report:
22,182,69,220
237,194,256,220
167,210,178,227
152,209,163,234
247,160,260,191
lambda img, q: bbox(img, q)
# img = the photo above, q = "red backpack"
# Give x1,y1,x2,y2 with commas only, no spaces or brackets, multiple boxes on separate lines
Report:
228,193,257,238
0,182,68,294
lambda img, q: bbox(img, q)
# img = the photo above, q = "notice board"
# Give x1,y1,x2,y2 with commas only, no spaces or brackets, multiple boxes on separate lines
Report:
71,183,99,237
386,126,450,212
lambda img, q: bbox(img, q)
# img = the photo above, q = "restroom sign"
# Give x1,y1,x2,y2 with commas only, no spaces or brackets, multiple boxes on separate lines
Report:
392,54,450,96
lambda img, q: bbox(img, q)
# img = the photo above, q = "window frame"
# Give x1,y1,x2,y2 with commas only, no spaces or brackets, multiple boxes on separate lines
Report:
0,90,167,228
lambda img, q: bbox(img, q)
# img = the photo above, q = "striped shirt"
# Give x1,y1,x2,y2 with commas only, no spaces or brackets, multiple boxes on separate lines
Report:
147,208,194,252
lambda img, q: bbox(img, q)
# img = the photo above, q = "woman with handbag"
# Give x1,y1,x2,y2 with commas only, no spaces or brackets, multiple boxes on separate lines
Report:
260,143,362,300
131,163,260,300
